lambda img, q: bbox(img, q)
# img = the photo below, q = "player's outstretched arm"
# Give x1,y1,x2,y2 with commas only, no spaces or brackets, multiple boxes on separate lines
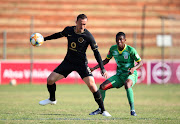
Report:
90,58,110,72
44,32,64,41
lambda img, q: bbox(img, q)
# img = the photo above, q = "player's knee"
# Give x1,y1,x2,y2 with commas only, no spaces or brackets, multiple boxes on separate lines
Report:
99,84,107,90
89,81,97,92
99,84,104,90
89,84,97,93
47,77,55,85
100,80,113,90
124,79,132,89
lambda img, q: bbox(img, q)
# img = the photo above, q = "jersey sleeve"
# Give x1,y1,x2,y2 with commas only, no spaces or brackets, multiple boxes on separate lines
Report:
44,27,69,41
61,26,69,37
130,47,141,62
89,35,98,51
88,34,106,72
106,47,113,59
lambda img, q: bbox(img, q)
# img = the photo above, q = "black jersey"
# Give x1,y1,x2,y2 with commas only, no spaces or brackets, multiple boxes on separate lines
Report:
60,26,98,64
44,26,105,72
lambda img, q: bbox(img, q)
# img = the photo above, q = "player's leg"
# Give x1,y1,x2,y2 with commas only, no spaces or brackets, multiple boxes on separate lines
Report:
99,80,112,102
124,73,138,116
124,79,135,112
88,79,112,115
77,65,111,116
89,75,123,116
83,76,97,92
39,60,73,105
83,76,111,116
47,72,64,101
39,72,64,105
99,75,124,101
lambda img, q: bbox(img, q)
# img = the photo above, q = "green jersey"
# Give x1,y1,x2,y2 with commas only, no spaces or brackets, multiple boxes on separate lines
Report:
106,44,141,75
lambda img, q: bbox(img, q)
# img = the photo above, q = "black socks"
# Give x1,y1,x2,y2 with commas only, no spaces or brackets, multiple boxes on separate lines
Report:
47,84,105,113
47,83,56,101
93,90,105,112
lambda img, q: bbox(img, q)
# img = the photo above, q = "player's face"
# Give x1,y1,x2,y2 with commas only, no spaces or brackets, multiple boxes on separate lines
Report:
76,18,88,33
116,35,126,49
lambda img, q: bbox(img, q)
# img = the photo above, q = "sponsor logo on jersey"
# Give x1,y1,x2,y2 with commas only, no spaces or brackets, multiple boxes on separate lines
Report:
78,37,84,43
124,55,128,59
71,42,76,48
113,51,119,56
123,52,129,59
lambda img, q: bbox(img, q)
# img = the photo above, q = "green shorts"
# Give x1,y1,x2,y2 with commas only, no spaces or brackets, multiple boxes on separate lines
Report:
107,71,138,88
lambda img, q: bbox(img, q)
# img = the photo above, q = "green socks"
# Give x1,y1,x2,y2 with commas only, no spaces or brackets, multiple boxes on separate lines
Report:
100,87,135,111
99,89,106,101
126,88,135,111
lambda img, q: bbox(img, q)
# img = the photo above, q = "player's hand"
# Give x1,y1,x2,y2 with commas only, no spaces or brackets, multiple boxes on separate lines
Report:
90,67,95,72
101,70,108,79
128,68,135,75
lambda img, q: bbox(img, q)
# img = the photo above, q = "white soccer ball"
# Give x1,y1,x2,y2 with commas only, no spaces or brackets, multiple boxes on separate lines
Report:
30,33,44,47
10,79,17,86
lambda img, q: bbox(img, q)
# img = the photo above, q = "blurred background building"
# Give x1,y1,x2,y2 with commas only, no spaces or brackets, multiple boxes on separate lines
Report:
0,0,180,60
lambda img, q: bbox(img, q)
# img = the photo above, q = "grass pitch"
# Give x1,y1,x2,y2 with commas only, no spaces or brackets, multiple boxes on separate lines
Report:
0,84,179,124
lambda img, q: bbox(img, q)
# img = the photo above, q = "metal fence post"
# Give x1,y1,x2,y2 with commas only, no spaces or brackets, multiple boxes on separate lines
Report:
133,32,137,49
30,16,34,84
141,5,146,60
3,31,7,59
161,17,165,84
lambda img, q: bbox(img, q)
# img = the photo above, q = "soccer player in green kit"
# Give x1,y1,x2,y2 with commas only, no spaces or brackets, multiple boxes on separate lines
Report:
89,32,143,116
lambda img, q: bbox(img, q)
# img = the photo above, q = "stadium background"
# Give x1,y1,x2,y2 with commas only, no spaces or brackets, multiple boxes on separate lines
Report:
0,0,180,84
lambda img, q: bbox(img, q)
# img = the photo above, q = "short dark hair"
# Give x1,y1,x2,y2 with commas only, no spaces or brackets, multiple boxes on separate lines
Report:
116,32,126,39
77,14,88,21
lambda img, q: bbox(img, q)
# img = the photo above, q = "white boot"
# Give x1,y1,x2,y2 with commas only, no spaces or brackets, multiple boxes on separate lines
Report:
39,98,57,105
102,111,111,117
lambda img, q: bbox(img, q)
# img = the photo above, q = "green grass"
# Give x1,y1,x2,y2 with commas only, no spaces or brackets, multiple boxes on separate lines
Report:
0,84,179,124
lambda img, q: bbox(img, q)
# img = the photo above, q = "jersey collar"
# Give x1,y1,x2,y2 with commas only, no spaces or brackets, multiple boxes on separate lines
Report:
117,44,127,54
74,27,85,34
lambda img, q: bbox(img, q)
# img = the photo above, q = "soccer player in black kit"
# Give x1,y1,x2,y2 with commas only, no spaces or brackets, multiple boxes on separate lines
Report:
39,14,111,116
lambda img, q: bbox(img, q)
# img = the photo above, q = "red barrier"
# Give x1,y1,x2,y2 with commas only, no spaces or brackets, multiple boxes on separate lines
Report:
0,60,180,84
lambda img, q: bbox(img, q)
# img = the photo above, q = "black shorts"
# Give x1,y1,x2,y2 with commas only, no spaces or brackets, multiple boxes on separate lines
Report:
54,59,93,79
